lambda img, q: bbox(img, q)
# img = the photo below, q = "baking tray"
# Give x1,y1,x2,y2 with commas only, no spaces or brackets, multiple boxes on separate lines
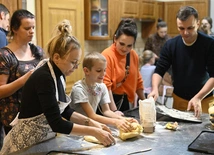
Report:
188,130,214,154
124,105,202,123
156,104,202,123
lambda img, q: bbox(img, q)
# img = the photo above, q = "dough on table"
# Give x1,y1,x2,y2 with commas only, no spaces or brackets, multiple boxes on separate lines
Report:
208,106,214,126
84,135,101,144
119,122,143,140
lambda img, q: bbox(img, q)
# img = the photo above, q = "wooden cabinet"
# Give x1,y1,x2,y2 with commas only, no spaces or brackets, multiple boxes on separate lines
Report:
139,0,156,19
85,0,122,40
121,0,139,18
85,0,109,40
108,0,122,39
141,1,160,38
184,0,209,18
121,0,157,19
164,1,184,37
85,0,158,40
164,0,209,37
36,0,84,94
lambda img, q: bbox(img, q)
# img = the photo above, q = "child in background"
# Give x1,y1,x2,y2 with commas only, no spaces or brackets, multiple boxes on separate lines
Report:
140,50,156,98
70,52,137,132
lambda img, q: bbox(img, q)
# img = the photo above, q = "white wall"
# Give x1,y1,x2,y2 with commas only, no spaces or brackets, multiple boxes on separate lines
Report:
25,0,37,44
210,0,214,32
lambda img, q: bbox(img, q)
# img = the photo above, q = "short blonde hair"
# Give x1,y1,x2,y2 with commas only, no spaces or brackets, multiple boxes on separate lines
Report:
83,52,106,70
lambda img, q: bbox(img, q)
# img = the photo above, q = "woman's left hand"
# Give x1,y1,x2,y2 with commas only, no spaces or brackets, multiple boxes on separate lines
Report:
90,119,112,134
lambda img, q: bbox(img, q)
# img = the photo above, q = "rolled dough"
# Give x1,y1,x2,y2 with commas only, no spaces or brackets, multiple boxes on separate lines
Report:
84,135,101,144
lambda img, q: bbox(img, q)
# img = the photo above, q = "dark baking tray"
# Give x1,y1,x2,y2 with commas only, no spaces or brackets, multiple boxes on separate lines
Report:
188,130,214,154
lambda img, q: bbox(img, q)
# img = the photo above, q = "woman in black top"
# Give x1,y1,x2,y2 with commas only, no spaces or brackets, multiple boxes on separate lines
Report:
0,19,115,154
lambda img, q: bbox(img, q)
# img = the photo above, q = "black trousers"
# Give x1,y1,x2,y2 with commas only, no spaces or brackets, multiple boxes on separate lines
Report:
113,94,129,112
0,122,4,150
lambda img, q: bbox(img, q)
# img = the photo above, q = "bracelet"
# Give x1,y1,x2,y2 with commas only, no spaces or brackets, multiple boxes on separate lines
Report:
84,117,90,126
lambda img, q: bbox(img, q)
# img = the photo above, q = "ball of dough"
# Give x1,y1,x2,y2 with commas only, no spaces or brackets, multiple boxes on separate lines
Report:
208,106,214,126
119,122,143,140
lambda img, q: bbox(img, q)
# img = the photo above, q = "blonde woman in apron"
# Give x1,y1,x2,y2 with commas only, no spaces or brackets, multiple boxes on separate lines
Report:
0,19,115,154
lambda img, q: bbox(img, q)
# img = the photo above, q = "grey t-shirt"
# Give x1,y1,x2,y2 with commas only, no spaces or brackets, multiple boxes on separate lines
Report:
70,79,110,116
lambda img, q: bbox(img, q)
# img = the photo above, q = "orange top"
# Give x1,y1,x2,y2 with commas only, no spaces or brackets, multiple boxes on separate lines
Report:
102,44,144,104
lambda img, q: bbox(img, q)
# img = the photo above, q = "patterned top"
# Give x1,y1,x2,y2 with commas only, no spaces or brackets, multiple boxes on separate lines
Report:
0,43,44,126
144,32,171,57
70,79,110,116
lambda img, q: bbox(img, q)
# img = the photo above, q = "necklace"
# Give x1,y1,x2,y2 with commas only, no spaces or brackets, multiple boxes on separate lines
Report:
87,85,102,96
83,79,102,96
182,37,197,46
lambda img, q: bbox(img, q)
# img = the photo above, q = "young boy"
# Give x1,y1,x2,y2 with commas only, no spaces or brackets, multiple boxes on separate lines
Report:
70,52,137,132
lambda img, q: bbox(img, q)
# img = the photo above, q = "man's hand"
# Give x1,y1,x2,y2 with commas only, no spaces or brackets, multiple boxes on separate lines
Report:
148,89,159,101
187,97,202,118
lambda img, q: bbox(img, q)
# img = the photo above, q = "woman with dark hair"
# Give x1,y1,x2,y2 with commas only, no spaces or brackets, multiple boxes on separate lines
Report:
200,16,214,37
144,18,171,60
0,9,44,134
101,18,145,116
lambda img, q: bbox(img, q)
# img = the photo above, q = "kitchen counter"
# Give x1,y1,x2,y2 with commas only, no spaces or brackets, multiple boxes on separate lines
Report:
11,108,213,155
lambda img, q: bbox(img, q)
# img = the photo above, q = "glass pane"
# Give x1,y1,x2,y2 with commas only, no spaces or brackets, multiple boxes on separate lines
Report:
100,0,108,10
90,0,108,37
91,0,100,9
91,25,100,36
101,25,108,36
91,11,99,23
100,11,107,23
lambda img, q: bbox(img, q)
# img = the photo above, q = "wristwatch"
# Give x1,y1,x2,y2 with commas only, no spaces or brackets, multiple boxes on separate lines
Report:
85,117,90,126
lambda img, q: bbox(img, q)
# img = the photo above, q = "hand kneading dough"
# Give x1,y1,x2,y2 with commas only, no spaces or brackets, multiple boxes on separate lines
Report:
119,122,143,140
84,135,101,144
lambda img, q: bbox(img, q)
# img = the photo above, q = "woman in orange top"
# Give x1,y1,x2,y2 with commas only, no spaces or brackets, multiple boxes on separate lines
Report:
101,18,145,116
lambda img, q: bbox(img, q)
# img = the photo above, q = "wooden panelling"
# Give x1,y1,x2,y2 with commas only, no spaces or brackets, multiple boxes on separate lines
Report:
36,0,84,94
0,0,22,14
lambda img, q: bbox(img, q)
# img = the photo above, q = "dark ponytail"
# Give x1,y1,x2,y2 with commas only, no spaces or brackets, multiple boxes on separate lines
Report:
113,18,138,45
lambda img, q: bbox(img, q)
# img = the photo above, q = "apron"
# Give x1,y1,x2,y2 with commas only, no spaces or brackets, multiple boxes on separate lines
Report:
1,61,71,154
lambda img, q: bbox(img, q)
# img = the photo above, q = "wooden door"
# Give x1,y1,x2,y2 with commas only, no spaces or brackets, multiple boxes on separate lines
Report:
36,0,84,94
164,0,209,37
185,0,209,20
164,1,185,37
109,0,122,38
0,0,22,14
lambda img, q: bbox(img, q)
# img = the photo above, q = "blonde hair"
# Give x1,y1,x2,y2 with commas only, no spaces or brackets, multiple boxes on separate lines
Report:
46,19,80,60
83,52,106,70
141,50,154,65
